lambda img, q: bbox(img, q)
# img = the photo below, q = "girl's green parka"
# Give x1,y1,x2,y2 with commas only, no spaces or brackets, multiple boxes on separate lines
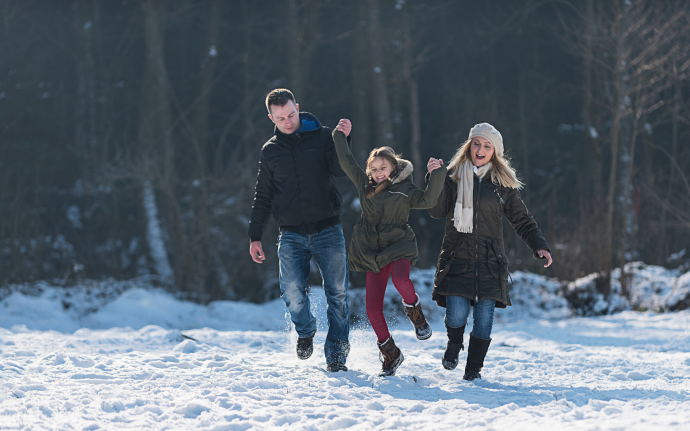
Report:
332,130,447,273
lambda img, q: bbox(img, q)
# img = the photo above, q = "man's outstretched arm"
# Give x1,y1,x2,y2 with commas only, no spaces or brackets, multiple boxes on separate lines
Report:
248,153,274,263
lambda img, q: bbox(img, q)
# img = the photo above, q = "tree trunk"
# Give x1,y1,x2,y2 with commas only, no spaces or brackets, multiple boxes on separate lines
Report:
401,4,428,266
367,0,393,145
192,0,221,294
352,0,371,156
518,67,529,205
581,0,603,200
287,0,302,99
142,180,174,285
401,5,422,187
139,0,190,288
603,4,624,291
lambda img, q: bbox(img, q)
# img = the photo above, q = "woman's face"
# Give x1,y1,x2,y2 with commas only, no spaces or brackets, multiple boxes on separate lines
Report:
369,156,394,183
470,137,494,167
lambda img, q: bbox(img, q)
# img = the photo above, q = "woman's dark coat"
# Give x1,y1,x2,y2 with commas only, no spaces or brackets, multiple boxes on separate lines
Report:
427,174,550,307
333,130,447,273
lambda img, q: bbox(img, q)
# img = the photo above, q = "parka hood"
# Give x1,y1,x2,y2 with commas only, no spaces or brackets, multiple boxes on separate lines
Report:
391,159,414,184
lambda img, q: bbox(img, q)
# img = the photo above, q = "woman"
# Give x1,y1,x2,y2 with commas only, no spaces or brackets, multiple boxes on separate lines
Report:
428,123,552,381
332,121,446,376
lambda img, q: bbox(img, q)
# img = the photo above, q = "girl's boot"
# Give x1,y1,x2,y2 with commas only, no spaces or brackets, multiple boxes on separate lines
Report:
463,334,491,381
403,294,432,340
442,323,466,370
378,337,404,377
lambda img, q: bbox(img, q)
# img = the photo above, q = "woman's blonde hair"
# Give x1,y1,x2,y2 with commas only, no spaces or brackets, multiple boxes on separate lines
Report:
364,146,399,197
447,138,523,189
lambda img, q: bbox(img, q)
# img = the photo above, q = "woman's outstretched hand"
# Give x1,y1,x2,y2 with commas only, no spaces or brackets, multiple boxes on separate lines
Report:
335,119,352,137
427,157,444,173
537,249,553,267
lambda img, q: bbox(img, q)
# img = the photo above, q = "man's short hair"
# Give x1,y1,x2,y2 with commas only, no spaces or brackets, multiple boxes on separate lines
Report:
266,88,296,114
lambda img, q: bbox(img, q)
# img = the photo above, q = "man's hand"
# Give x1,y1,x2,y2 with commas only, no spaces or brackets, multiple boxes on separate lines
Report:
427,157,444,173
250,241,265,264
335,119,352,137
537,249,553,267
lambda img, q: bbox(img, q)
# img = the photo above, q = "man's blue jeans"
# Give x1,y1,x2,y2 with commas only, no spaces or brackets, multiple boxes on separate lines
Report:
445,295,495,339
277,224,350,364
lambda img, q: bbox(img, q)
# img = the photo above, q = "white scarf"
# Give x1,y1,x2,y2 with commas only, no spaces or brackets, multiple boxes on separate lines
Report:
453,161,492,233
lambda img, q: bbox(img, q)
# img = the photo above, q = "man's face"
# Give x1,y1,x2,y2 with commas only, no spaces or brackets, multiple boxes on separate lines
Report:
268,101,300,135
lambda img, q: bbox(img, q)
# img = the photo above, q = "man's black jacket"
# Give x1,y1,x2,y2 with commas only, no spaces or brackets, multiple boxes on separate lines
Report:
248,112,350,241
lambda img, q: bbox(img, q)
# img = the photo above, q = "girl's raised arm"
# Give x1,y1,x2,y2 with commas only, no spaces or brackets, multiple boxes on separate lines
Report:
332,129,367,187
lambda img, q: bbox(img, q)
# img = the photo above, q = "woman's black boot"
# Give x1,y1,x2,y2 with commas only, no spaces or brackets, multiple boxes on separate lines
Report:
378,337,404,377
442,323,465,370
463,334,491,381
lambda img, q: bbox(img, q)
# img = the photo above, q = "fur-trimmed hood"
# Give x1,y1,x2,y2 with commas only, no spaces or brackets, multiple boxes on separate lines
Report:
391,159,414,184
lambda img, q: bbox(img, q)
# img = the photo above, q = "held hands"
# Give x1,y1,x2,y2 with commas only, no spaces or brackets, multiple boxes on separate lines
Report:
427,157,444,173
537,249,553,267
250,241,265,264
335,119,352,137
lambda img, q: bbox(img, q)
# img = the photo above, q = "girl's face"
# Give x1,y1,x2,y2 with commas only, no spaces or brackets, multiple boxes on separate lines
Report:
470,137,494,167
369,156,394,183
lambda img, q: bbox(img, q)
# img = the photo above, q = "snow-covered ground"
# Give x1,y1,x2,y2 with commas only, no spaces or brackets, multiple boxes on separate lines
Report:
2,274,690,430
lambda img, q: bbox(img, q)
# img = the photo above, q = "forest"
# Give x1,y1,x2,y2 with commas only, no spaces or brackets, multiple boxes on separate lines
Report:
1,0,689,304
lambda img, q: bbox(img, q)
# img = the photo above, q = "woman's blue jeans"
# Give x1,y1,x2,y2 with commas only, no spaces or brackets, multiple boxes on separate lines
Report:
277,224,350,364
445,295,495,339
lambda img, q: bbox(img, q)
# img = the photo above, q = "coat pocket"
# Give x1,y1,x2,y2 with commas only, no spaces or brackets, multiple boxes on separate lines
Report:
487,239,509,281
434,239,468,285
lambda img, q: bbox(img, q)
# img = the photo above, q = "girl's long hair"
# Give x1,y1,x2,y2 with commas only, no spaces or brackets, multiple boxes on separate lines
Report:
447,138,523,189
364,146,399,198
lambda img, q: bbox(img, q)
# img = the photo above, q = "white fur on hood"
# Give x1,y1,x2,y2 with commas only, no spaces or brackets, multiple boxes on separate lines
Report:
391,159,413,184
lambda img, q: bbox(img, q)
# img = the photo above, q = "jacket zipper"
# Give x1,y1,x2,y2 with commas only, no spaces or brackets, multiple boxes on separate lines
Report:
474,176,483,299
494,188,504,204
292,132,309,224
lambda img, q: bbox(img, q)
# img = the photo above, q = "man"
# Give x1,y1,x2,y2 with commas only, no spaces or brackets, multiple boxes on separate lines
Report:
249,88,351,372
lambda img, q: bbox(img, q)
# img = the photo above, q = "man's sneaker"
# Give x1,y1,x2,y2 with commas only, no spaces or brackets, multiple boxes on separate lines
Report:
296,336,314,360
326,362,348,372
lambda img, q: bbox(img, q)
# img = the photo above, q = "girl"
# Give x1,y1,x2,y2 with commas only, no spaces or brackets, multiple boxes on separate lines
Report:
428,123,552,381
333,119,446,377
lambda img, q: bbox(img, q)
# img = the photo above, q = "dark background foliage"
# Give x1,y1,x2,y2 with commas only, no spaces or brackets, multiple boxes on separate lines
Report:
2,0,689,303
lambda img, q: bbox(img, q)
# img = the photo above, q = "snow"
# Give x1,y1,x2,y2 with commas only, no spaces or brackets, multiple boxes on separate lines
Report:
566,262,690,315
142,180,173,284
1,268,690,429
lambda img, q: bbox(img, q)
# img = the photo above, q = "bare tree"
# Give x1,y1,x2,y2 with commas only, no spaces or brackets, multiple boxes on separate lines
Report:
367,0,393,145
139,0,180,287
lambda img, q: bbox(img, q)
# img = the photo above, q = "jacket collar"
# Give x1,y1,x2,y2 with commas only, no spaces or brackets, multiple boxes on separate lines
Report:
274,112,321,145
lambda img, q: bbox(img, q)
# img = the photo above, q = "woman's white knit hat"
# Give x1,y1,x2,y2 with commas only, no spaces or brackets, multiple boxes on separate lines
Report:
468,123,504,157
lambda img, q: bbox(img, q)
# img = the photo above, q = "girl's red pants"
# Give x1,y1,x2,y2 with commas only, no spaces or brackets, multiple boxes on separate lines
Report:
366,259,417,343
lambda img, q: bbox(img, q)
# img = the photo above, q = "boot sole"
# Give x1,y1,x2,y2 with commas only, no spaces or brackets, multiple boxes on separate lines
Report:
442,359,458,370
415,330,432,340
297,351,313,360
415,323,432,340
379,352,404,377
